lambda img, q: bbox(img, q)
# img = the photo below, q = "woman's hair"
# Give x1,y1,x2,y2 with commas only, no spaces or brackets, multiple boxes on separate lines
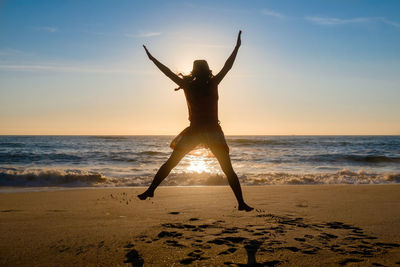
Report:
175,60,213,91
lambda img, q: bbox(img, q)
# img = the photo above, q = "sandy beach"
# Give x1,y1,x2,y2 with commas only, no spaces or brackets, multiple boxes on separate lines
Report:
0,185,399,266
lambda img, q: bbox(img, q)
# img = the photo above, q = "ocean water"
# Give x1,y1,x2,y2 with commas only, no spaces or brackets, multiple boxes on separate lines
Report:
0,135,399,188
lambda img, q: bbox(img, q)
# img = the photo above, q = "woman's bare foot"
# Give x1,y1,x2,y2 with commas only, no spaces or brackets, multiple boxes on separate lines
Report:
238,202,254,212
137,190,154,200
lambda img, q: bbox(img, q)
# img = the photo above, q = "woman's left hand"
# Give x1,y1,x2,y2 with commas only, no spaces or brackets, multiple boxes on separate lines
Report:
143,45,154,60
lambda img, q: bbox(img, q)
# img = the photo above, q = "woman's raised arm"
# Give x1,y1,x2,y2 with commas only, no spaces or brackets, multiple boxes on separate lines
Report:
213,30,241,85
143,45,184,87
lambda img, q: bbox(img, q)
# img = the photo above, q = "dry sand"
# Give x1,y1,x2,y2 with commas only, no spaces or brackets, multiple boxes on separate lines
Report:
0,185,399,266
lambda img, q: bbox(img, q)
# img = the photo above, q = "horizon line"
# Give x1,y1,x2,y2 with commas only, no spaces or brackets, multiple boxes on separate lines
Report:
1,134,399,137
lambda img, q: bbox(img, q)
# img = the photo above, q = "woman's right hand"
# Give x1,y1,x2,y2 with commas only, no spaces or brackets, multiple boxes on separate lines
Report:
236,30,242,48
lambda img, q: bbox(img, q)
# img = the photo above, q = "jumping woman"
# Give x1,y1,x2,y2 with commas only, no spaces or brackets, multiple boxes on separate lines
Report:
138,30,253,212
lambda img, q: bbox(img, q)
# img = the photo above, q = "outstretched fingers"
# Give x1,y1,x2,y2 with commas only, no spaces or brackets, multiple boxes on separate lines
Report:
236,30,242,47
143,45,153,60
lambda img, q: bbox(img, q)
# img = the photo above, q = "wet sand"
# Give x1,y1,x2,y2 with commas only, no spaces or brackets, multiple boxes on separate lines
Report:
0,185,399,266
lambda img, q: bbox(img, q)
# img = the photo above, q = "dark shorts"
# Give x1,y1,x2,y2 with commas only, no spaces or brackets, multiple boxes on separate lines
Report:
170,123,229,154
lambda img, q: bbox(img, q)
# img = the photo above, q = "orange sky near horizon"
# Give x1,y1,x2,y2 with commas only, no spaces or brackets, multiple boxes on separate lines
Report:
1,1,400,135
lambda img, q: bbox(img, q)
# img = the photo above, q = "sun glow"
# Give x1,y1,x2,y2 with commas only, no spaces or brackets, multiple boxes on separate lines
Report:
174,58,193,76
186,158,211,173
186,149,213,173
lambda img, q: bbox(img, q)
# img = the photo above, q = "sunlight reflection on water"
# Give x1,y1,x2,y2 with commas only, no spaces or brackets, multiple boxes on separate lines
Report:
175,148,222,174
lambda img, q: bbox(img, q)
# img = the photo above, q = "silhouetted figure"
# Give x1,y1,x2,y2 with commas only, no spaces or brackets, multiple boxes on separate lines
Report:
138,31,253,212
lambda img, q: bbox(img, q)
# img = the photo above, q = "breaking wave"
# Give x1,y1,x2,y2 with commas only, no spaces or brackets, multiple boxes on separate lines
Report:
0,167,399,188
0,168,106,187
0,150,170,165
345,155,400,163
242,169,400,185
304,154,400,164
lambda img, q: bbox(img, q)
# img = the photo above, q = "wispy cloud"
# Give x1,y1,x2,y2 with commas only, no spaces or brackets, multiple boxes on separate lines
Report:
305,16,400,29
32,26,58,33
183,2,250,14
184,43,231,49
124,32,161,38
261,8,285,19
305,16,371,25
379,17,400,28
0,64,151,74
0,48,25,56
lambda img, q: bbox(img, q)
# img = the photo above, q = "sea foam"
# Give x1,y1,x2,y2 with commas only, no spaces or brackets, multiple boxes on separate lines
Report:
0,167,398,187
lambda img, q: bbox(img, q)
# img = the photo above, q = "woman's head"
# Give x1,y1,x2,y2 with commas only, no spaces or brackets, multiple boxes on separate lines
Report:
175,60,213,91
192,60,212,80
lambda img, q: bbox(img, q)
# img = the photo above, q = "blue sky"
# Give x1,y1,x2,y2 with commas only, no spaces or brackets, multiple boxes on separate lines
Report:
1,0,399,134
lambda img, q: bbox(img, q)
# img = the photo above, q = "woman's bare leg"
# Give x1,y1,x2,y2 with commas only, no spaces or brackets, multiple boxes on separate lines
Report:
138,148,190,200
210,145,253,211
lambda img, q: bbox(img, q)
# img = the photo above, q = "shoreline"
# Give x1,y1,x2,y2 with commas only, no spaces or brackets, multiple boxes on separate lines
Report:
1,185,399,266
1,183,399,194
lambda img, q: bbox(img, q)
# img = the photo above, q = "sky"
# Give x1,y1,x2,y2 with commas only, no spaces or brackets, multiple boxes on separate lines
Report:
0,0,399,135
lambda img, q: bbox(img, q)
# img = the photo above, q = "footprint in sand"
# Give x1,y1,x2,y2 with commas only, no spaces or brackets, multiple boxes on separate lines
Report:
180,250,209,265
338,258,363,266
124,249,144,267
218,247,237,255
157,231,182,238
165,240,185,248
127,212,400,266
1,209,23,212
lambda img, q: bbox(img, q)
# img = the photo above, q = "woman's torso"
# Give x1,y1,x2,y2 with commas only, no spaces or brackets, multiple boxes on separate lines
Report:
183,78,219,126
